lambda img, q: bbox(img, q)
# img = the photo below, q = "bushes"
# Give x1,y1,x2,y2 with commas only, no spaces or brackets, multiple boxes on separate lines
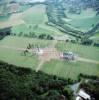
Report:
38,34,54,40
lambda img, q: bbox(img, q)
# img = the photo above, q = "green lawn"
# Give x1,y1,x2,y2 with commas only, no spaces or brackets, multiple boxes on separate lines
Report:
11,24,63,36
0,36,52,68
56,41,99,61
11,4,64,36
0,48,38,69
67,16,99,31
41,59,99,79
0,36,52,48
65,8,99,31
23,4,47,24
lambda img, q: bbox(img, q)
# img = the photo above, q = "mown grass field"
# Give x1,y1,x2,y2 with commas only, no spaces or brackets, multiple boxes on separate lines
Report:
0,36,52,48
56,41,99,61
0,36,52,68
40,41,99,79
41,59,99,79
11,4,64,36
0,48,38,69
65,8,99,31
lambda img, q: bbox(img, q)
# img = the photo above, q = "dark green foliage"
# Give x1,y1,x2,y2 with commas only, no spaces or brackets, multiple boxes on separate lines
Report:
38,34,54,40
0,61,73,100
81,38,93,45
0,27,11,39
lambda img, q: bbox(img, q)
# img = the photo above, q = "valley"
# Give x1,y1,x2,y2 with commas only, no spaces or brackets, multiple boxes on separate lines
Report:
0,0,99,99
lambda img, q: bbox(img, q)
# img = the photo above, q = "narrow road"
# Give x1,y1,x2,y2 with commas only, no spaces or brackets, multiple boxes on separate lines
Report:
36,60,44,72
77,57,99,64
0,43,99,73
35,40,58,72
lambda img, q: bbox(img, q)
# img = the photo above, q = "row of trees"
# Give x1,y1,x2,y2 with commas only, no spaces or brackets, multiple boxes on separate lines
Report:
12,32,54,40
0,27,11,40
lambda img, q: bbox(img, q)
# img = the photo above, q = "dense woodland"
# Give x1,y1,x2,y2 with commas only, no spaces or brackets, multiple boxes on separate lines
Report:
0,61,74,100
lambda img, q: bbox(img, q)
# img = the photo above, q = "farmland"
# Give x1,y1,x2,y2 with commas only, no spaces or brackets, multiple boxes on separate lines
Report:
0,36,52,68
0,0,99,80
56,41,99,61
64,8,99,31
41,60,99,79
11,4,64,36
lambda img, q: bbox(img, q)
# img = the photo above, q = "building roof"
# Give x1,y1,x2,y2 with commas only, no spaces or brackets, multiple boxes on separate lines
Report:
76,96,82,100
78,89,91,100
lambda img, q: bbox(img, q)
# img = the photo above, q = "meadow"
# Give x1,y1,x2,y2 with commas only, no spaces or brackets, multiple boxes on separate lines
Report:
56,41,99,61
0,36,52,68
64,8,99,31
41,59,99,79
11,4,64,36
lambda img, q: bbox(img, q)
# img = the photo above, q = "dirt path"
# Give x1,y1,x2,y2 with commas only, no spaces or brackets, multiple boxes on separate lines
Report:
36,60,44,72
0,43,99,72
35,40,58,72
77,57,99,64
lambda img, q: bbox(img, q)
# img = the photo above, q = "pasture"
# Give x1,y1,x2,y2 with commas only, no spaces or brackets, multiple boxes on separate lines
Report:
41,59,99,79
11,4,64,36
56,41,99,61
0,36,52,68
64,8,99,31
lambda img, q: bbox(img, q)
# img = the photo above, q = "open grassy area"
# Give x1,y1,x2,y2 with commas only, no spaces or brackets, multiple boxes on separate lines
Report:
90,31,99,41
0,36,52,68
56,41,99,61
0,36,52,48
41,59,99,79
65,8,99,31
23,4,47,24
11,4,64,36
0,48,38,69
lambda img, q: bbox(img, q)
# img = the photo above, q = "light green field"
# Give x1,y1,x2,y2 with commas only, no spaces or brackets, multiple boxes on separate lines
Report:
56,41,99,61
68,17,99,31
41,60,99,79
0,36,52,68
90,32,99,41
65,8,99,31
0,36,52,48
0,48,38,69
11,4,64,36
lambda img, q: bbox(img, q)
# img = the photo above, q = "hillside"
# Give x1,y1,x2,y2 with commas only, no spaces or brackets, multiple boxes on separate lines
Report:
0,0,99,100
0,61,74,100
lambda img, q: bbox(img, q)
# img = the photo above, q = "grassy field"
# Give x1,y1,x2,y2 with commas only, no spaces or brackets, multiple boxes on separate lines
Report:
56,41,99,61
65,8,99,31
90,31,99,41
0,36,52,48
0,36,52,68
11,4,64,36
41,59,99,79
0,48,38,69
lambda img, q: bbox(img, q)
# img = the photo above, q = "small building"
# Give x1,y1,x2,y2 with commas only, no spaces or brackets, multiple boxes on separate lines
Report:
76,96,83,100
36,48,44,55
76,89,91,100
60,52,75,60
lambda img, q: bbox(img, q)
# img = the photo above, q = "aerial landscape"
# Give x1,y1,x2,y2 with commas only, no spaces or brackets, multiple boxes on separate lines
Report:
0,0,99,100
